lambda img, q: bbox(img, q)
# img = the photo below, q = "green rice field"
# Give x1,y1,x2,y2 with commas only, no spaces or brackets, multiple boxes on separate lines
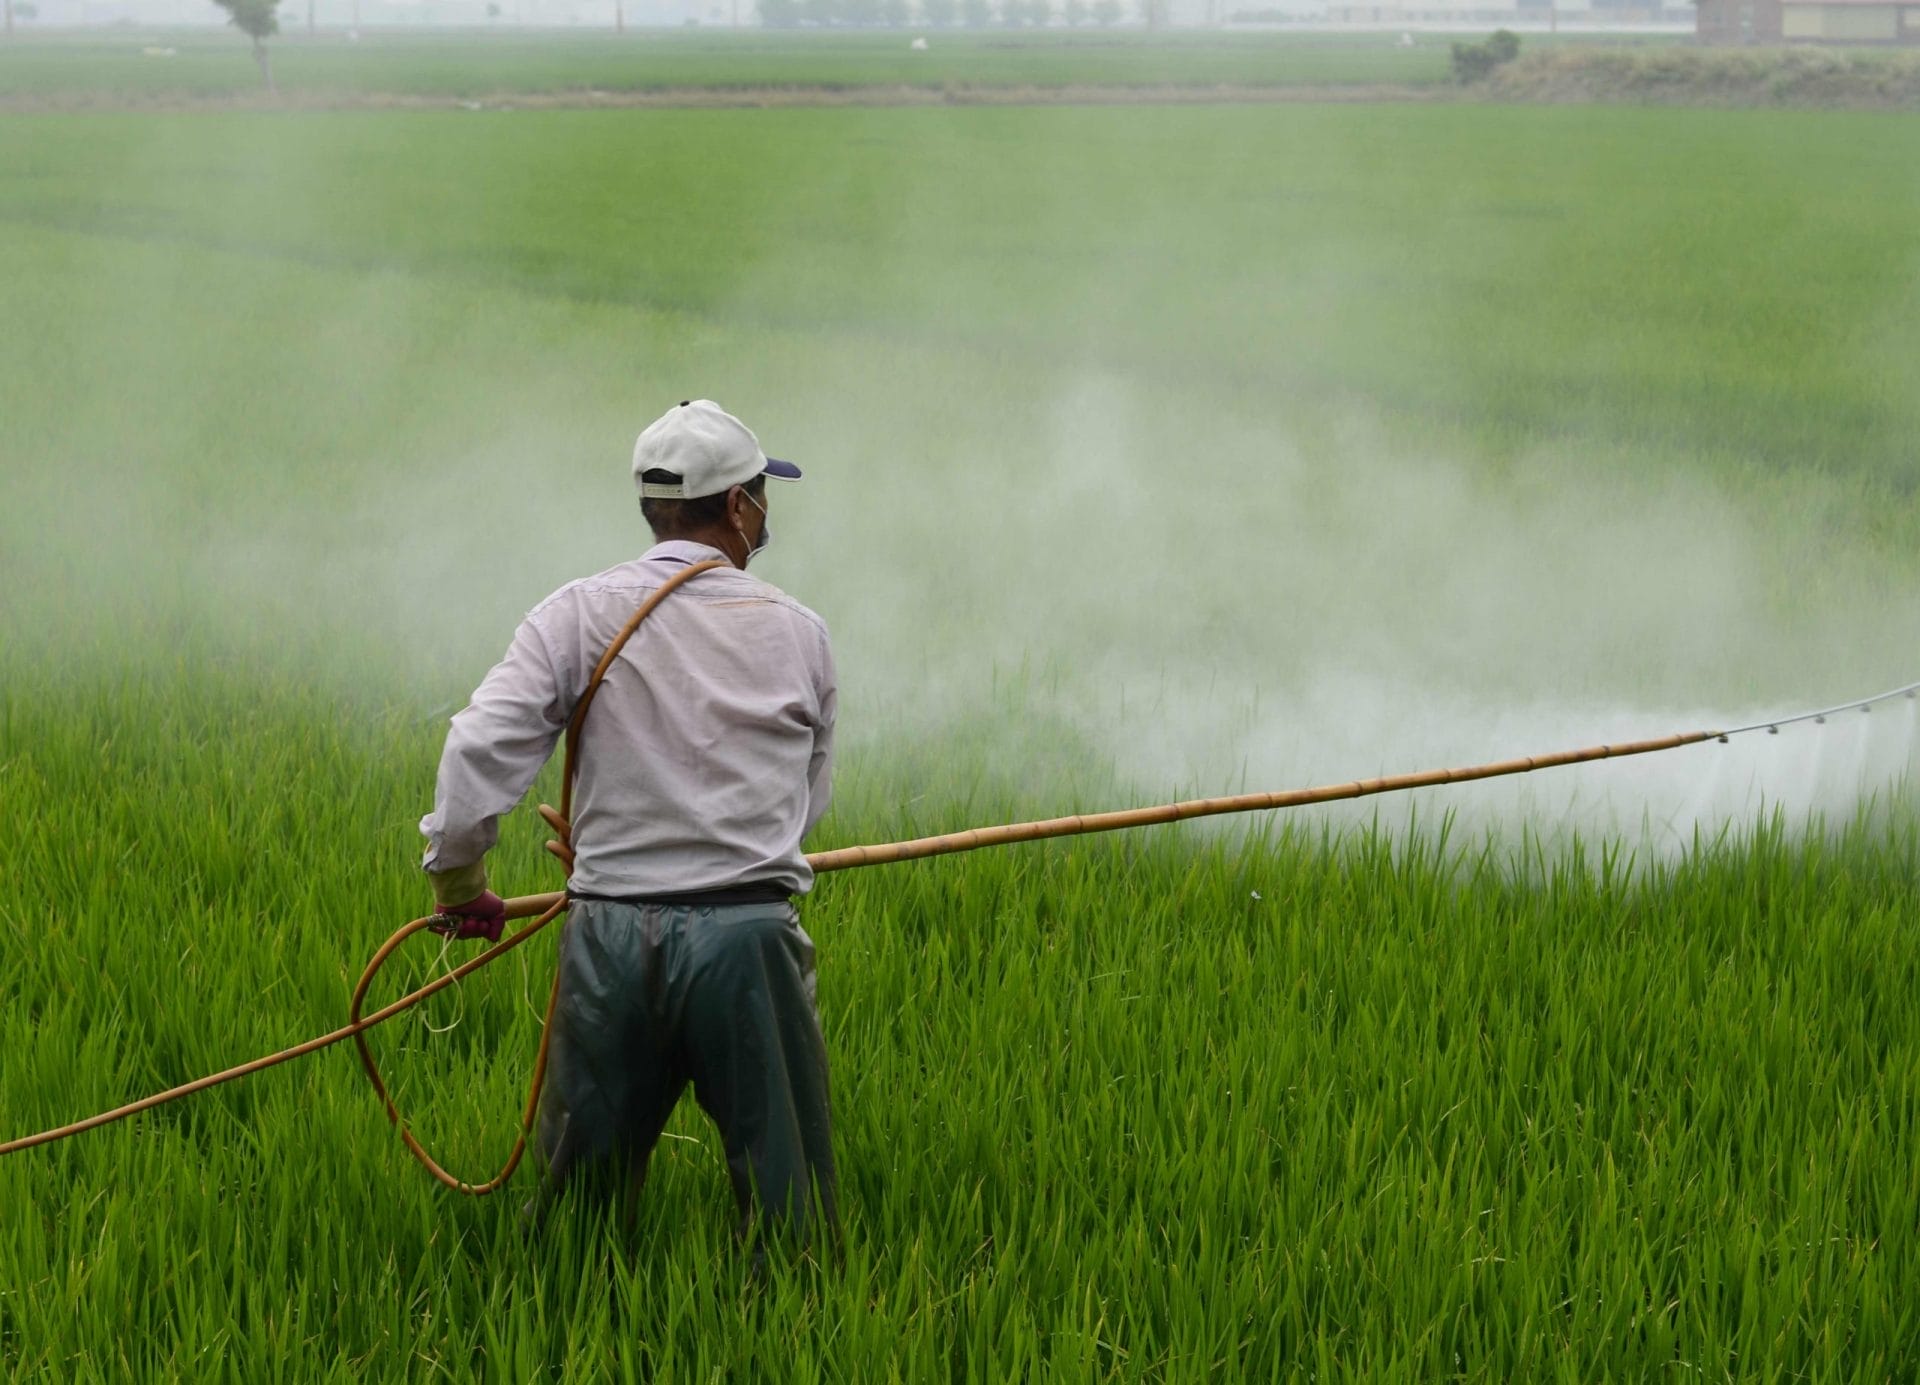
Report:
0,29,1453,102
3,57,1920,1380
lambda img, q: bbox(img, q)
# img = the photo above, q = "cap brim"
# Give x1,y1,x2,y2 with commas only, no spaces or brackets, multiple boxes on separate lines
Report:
764,457,802,482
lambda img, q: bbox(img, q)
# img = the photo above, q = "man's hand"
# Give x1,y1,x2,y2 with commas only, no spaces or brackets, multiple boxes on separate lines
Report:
428,890,507,943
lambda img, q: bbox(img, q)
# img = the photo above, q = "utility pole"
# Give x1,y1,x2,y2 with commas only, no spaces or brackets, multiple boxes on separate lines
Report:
4,0,13,40
614,0,624,28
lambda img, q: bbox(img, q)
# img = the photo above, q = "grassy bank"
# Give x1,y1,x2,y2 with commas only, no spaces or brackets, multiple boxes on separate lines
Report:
1486,44,1920,109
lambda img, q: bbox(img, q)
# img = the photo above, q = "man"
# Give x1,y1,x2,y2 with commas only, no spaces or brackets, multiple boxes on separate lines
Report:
418,399,838,1251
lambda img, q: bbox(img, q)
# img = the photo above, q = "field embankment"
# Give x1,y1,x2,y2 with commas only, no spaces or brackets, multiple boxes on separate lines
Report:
0,79,1448,113
1486,43,1920,108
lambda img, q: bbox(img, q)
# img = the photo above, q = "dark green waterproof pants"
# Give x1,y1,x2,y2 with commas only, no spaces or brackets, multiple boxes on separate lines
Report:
531,898,837,1247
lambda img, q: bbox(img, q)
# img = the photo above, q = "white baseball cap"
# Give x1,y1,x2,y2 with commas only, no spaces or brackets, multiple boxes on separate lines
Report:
632,399,802,501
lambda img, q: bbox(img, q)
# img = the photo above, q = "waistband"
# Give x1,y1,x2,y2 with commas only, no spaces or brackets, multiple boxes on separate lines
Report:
570,882,794,909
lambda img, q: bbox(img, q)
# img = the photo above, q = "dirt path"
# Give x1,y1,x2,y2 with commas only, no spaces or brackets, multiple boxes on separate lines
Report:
0,81,1449,115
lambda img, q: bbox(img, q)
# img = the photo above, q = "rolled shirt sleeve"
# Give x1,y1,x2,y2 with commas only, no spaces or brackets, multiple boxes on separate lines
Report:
419,616,572,892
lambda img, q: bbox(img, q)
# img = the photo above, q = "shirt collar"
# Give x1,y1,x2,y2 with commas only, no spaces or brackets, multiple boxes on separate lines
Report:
645,539,733,568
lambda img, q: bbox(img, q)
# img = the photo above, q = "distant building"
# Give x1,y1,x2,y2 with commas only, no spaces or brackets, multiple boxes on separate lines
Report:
1780,0,1920,39
1319,0,1694,21
1695,0,1781,39
1698,0,1919,41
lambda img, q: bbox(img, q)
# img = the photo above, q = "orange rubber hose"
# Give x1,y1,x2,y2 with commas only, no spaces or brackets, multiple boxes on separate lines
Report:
346,901,569,1194
0,898,563,1156
346,557,728,1194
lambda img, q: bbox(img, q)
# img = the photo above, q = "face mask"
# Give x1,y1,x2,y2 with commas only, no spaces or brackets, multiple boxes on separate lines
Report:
737,489,771,567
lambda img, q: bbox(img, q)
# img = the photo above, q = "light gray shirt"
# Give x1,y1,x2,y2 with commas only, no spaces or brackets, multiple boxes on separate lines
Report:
420,541,836,897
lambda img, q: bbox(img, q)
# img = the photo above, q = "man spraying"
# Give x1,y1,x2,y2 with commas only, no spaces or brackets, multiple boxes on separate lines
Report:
418,400,838,1252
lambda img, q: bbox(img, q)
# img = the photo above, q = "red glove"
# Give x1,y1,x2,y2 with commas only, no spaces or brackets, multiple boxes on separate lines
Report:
428,890,507,943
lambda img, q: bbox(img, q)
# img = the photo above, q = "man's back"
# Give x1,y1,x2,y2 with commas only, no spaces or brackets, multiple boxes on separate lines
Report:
420,539,834,901
538,542,835,896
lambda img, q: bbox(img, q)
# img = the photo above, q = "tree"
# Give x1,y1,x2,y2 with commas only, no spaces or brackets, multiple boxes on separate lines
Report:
881,0,909,21
960,0,990,23
1449,28,1519,82
1062,0,1086,23
1091,0,1120,21
211,0,283,90
759,0,800,22
921,0,956,22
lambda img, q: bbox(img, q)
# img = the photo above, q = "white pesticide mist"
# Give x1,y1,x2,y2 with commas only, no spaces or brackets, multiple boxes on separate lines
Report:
762,368,1920,855
4,104,1918,861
